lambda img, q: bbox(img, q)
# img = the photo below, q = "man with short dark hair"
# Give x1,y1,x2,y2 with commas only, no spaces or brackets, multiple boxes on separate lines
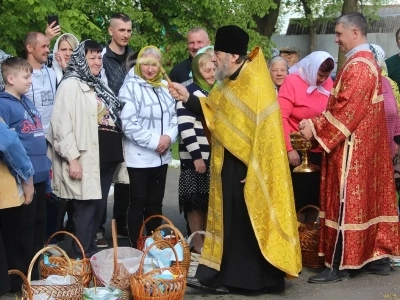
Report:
99,12,134,246
24,31,57,260
169,27,210,86
385,28,400,89
24,32,57,135
169,25,301,293
300,11,400,284
102,13,134,94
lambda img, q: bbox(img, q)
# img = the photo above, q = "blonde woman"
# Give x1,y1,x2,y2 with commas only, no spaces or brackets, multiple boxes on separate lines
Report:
119,46,178,248
52,33,79,83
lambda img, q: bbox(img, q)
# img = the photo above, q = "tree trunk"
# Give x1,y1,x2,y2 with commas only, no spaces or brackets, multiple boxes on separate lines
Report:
308,23,317,53
299,0,316,53
253,0,281,38
337,0,358,70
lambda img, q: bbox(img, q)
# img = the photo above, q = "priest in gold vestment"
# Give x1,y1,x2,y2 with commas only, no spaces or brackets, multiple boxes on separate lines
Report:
300,12,400,284
169,25,301,293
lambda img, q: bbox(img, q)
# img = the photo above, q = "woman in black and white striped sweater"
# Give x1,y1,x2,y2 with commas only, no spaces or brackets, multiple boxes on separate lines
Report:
177,50,215,254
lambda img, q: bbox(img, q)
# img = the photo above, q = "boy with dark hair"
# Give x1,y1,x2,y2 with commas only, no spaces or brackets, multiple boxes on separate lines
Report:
0,57,51,291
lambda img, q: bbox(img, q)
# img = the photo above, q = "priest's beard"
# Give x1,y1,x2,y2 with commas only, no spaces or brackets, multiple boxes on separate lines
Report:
215,55,230,81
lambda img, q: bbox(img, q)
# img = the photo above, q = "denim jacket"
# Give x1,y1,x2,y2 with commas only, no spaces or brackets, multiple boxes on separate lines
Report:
0,121,34,183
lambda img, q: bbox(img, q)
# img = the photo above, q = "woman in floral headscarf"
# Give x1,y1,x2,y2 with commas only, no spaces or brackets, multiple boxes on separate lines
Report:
370,44,400,159
177,49,215,254
278,51,335,214
370,43,400,267
48,40,126,258
119,46,178,248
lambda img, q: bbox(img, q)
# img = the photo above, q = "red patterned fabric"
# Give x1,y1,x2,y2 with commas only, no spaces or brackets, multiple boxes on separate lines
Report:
309,50,400,269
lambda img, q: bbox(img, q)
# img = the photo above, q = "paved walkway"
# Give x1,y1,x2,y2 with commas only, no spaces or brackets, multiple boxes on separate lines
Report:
2,167,400,300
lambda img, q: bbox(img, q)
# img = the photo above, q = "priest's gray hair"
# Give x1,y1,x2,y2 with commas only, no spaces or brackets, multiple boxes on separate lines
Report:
336,11,368,37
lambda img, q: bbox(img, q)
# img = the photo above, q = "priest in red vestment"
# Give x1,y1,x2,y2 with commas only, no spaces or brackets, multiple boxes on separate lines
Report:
300,11,400,284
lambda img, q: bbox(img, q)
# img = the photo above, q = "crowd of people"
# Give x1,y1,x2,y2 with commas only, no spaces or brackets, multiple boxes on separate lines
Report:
1,9,400,296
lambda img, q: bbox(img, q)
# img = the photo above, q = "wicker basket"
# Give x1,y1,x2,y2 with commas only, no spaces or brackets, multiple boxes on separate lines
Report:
186,231,206,278
40,231,92,287
92,219,134,300
137,215,175,251
151,224,191,276
22,246,83,300
130,240,187,300
8,270,32,300
297,205,325,269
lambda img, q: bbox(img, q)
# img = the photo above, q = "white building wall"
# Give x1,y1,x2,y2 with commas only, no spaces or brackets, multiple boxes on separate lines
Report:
271,33,399,61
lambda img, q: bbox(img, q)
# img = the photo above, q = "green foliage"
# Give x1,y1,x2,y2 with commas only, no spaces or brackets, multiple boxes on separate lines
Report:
171,142,179,160
0,0,278,65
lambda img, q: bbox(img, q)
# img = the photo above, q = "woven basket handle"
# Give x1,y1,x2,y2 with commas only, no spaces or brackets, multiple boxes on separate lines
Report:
111,219,119,276
187,230,206,245
297,205,320,215
139,215,174,238
45,231,87,259
152,223,184,245
9,269,32,300
27,246,72,282
138,239,180,276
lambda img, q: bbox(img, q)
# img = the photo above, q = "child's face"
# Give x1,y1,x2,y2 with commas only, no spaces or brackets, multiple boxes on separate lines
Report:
10,69,32,95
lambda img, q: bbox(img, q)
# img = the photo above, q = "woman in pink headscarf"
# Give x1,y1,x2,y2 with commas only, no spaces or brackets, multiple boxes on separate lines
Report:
278,51,335,213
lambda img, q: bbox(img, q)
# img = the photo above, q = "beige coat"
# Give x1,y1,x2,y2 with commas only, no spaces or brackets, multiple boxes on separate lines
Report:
48,79,128,200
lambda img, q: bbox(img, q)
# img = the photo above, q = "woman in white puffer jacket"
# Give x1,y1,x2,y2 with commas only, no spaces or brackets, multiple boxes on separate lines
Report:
119,46,178,248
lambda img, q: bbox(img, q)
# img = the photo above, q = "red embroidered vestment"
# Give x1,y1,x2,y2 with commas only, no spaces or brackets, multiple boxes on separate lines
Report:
309,50,400,269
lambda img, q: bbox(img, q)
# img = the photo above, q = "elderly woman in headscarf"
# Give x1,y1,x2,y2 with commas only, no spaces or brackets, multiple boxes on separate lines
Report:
119,46,178,248
268,56,288,92
177,48,215,254
278,51,334,213
370,44,400,158
48,40,126,258
370,43,400,267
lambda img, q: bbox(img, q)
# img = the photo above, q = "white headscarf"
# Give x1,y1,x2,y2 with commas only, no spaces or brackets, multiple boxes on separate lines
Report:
370,44,387,73
0,50,12,91
52,33,79,83
289,51,334,96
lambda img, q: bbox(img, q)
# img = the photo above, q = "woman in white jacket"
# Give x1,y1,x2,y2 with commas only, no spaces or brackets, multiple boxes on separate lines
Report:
119,46,178,248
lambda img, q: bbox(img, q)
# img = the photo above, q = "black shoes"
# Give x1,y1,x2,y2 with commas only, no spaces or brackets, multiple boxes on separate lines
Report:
308,258,391,284
361,259,391,276
308,267,350,284
186,277,229,293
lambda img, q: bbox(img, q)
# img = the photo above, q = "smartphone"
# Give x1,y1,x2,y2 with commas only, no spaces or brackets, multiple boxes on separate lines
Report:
47,15,59,27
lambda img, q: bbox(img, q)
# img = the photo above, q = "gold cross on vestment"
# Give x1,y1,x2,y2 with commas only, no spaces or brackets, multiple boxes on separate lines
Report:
354,208,367,222
351,185,364,201
351,159,363,176
344,111,355,123
329,130,342,144
371,128,381,143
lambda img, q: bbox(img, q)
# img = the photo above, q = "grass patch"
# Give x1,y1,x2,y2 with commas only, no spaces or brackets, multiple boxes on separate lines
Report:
171,142,179,160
